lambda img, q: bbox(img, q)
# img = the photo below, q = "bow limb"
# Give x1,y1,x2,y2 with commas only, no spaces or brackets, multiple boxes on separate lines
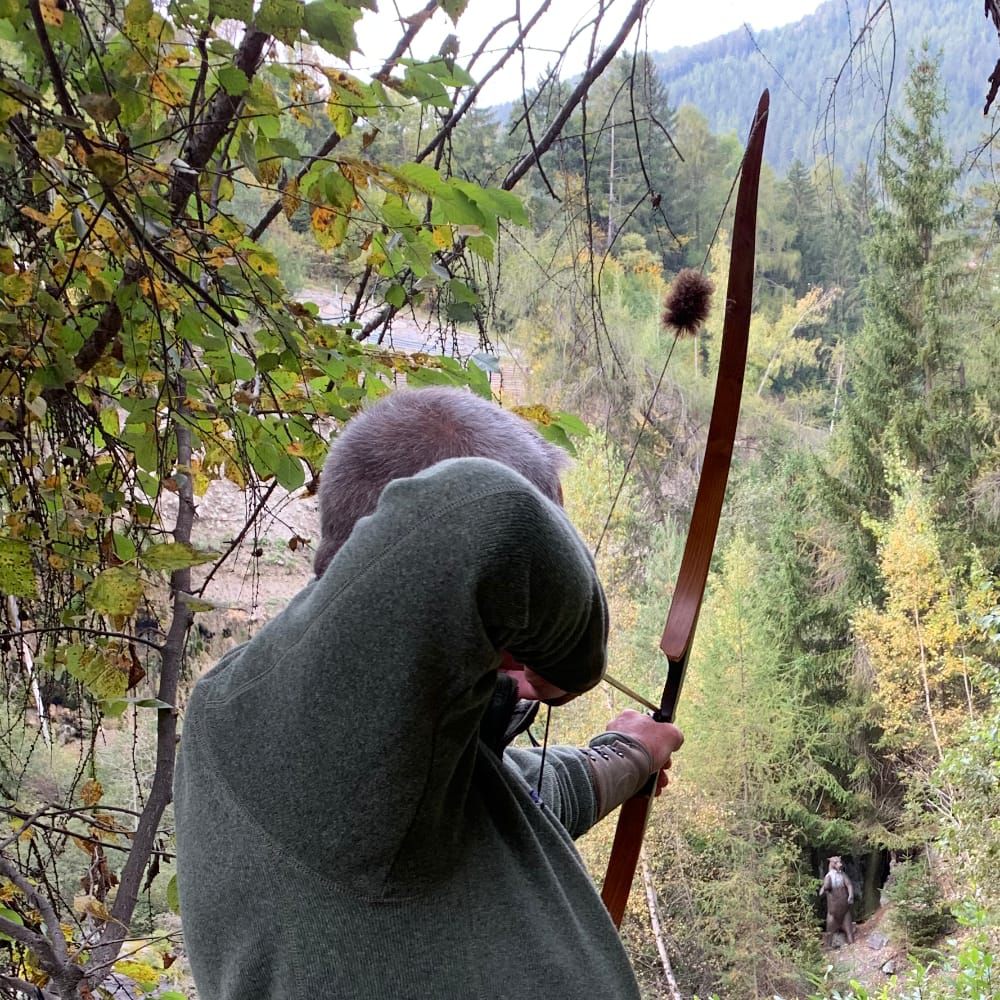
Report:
600,90,770,929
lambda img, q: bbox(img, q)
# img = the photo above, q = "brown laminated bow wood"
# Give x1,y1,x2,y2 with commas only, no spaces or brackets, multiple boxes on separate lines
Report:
600,90,770,928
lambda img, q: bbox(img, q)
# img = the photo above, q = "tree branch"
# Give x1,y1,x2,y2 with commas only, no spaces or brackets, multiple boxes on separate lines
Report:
413,6,549,164
248,0,439,241
89,365,194,974
0,855,73,979
0,625,163,652
26,0,76,120
170,29,271,219
640,851,683,1000
503,0,648,191
0,972,58,999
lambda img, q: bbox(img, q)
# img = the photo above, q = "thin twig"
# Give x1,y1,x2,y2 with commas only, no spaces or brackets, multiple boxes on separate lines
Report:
504,0,648,190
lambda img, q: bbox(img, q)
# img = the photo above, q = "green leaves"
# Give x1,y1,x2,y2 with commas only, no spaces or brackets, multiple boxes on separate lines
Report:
216,66,250,96
0,906,24,942
166,874,180,914
510,406,590,455
87,567,143,617
387,163,527,237
78,93,121,122
142,543,219,573
311,206,349,250
86,149,127,187
321,166,355,210
256,0,303,43
0,537,36,598
124,0,153,23
209,0,253,20
102,696,173,717
36,127,64,157
396,58,474,110
63,645,129,701
437,0,468,24
303,0,360,59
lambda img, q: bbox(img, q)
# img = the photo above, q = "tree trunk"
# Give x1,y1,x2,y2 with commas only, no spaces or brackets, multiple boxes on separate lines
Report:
861,849,882,917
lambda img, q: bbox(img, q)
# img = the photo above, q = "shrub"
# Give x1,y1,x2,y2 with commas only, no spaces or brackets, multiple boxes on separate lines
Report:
884,859,951,947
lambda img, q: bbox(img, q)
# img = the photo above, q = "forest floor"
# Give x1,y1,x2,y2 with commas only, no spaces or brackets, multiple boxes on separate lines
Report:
822,905,906,992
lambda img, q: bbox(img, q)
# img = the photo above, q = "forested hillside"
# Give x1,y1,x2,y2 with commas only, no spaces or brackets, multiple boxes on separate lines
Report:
652,0,998,170
1,0,998,998
482,44,1000,997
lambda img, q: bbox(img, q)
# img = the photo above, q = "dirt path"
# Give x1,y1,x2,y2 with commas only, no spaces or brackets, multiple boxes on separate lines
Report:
822,906,905,990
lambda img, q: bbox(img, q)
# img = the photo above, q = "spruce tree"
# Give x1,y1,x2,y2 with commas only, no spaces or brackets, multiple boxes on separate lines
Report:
837,50,971,534
783,159,830,295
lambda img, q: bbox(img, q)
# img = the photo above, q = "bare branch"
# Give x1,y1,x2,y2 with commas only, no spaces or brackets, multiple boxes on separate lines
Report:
503,0,648,191
0,854,73,976
89,361,194,973
0,971,58,999
414,7,548,164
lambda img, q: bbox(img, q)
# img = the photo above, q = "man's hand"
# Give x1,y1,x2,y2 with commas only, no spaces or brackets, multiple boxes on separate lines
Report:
604,709,683,783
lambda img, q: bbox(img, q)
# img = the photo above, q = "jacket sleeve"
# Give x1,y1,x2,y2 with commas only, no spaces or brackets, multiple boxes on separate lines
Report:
504,745,598,839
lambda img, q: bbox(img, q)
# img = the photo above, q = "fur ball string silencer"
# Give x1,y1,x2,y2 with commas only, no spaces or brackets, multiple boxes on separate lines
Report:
662,268,713,337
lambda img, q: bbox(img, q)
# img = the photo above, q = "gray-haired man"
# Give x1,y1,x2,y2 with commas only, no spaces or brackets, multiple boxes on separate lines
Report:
175,387,682,999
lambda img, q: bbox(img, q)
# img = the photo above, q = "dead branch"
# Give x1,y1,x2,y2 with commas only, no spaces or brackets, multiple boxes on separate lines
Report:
640,850,683,1000
504,0,648,191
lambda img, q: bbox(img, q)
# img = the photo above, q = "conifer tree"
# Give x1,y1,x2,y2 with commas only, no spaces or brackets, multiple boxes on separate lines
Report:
828,163,876,335
837,51,971,527
783,159,830,295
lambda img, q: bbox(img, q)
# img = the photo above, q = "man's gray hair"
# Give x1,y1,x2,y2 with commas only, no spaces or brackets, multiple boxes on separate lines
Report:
314,387,570,576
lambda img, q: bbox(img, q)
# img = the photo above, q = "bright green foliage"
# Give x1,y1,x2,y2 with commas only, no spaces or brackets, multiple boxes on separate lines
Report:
670,105,742,266
934,659,1000,917
683,535,810,814
0,536,36,597
640,536,821,998
782,160,831,296
813,910,995,1000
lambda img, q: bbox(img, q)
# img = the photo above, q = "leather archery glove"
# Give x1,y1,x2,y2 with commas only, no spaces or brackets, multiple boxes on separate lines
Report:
582,733,655,823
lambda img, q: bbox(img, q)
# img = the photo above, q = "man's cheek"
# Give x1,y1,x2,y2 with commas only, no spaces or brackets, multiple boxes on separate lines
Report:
499,650,526,672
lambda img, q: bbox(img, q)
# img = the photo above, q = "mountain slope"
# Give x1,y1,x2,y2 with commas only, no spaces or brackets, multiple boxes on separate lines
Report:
652,0,996,171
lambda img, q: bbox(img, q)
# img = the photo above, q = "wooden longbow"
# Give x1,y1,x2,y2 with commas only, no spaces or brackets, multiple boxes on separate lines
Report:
601,90,770,928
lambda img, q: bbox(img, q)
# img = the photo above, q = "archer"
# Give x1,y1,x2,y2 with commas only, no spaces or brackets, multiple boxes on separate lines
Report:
174,386,682,999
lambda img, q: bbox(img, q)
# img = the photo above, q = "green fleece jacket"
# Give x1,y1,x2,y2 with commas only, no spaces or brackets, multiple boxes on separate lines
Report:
174,457,641,999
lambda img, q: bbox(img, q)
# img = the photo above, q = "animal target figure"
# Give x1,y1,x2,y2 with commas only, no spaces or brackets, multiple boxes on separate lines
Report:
819,855,856,946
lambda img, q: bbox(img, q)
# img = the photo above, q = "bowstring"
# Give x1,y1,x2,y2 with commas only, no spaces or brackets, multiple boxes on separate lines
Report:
530,703,552,806
592,148,750,561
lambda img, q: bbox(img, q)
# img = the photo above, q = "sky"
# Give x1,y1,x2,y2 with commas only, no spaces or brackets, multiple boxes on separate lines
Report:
354,0,823,103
